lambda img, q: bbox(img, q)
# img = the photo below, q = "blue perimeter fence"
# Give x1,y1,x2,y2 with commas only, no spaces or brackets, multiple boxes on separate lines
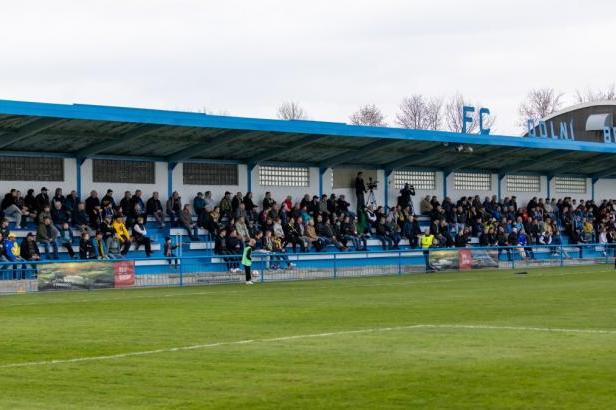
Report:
1,243,615,294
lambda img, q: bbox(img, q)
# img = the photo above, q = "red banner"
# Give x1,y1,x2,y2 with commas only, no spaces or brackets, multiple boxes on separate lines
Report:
458,249,472,270
113,260,135,288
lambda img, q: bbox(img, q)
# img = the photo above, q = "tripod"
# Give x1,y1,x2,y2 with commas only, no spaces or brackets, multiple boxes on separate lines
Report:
367,189,377,208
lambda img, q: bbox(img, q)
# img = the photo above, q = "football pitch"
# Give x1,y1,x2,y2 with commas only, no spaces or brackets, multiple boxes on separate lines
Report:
1,265,615,409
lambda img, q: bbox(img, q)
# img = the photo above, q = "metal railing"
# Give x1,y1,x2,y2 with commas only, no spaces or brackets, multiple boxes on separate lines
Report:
1,243,614,294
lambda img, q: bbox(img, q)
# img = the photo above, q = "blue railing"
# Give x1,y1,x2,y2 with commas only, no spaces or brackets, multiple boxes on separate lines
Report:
1,243,614,294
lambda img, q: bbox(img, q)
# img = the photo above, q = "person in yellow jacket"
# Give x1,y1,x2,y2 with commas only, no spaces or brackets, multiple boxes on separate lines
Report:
419,228,436,272
112,216,132,256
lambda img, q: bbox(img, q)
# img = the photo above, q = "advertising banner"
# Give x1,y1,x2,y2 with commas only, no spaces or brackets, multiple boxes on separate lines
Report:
429,250,459,271
429,248,499,271
38,261,115,291
114,260,136,288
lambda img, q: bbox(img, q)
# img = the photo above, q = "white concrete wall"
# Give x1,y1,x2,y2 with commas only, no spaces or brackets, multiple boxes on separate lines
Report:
594,178,616,201
0,158,77,198
5,159,616,210
499,175,548,205
79,160,168,203
547,177,593,202
445,172,498,203
385,171,445,210
251,165,320,207
173,163,247,208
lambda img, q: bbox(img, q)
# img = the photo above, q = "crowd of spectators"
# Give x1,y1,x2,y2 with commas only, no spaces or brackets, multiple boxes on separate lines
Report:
1,185,615,271
419,194,616,256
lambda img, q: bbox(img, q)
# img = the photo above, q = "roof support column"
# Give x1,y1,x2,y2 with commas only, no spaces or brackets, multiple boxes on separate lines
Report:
546,175,554,199
591,177,599,201
384,169,393,209
443,171,451,199
319,167,328,197
168,162,178,199
247,163,256,193
76,157,86,200
497,174,505,202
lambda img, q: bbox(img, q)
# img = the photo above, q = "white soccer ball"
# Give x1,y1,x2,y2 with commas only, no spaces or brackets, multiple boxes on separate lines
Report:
252,270,260,277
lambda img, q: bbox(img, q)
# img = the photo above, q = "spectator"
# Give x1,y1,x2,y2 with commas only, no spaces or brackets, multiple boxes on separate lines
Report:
219,191,233,218
14,190,33,228
112,216,131,256
163,236,179,268
354,172,366,211
84,190,100,221
420,195,432,215
24,189,38,218
73,203,90,230
35,187,50,213
341,215,368,251
284,217,309,253
102,189,116,208
214,228,238,273
51,201,70,229
1,189,23,227
272,233,294,270
193,192,206,219
305,219,323,251
51,188,65,209
243,192,258,219
375,217,393,250
2,232,26,279
58,222,76,258
65,190,80,218
119,191,133,216
132,216,152,257
36,217,59,259
231,192,243,214
20,233,41,273
146,191,165,228
166,191,182,223
79,231,96,259
93,231,109,260
180,204,200,241
262,191,275,211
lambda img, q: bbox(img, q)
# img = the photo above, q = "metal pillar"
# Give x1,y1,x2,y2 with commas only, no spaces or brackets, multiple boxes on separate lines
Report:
319,167,328,197
443,171,450,198
591,177,598,201
497,174,504,202
168,162,177,198
384,169,393,209
76,158,85,200
247,164,255,192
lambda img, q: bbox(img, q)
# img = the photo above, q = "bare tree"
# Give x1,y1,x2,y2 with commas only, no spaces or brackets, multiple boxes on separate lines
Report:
424,97,444,131
445,93,495,133
277,101,307,120
396,95,443,130
575,84,616,103
349,104,387,126
517,88,563,128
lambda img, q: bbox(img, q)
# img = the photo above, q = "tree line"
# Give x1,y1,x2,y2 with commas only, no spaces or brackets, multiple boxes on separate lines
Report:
277,84,615,134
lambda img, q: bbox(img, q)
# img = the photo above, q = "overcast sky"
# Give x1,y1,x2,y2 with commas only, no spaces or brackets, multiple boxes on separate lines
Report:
1,0,614,135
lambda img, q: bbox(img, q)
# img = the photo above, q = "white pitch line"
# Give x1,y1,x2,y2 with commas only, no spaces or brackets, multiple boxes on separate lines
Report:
1,323,615,370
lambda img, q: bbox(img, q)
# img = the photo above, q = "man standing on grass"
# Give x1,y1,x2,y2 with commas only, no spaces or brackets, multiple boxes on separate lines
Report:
242,238,256,285
420,228,436,272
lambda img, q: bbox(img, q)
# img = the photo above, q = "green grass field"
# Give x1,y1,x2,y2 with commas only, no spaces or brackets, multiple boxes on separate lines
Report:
1,265,615,409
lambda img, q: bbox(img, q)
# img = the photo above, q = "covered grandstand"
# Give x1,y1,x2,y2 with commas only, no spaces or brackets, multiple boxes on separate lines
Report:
0,98,615,290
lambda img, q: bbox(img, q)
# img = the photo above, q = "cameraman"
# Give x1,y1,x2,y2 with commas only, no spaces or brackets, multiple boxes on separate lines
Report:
398,183,416,214
354,172,366,211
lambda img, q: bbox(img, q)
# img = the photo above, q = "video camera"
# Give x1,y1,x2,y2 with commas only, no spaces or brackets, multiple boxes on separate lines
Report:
367,177,378,191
